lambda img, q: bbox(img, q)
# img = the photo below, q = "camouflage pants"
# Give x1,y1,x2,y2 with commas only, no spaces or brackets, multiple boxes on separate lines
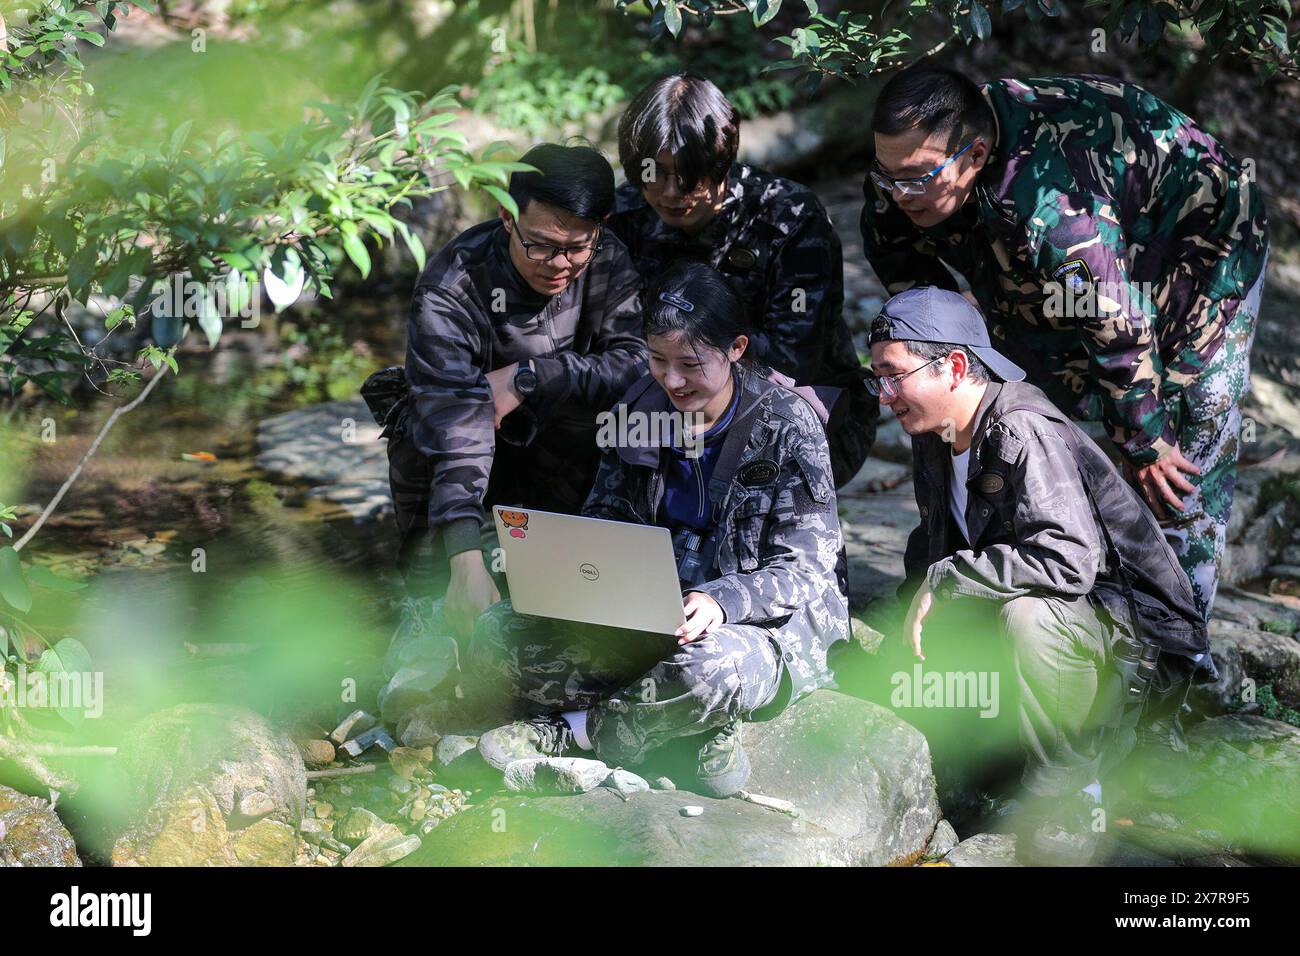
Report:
1153,258,1267,622
465,599,786,766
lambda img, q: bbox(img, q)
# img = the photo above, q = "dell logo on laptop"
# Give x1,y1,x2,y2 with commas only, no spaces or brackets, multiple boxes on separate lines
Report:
578,563,600,581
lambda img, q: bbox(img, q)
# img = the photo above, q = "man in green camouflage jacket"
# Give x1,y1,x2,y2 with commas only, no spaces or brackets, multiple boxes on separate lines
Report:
860,66,1269,621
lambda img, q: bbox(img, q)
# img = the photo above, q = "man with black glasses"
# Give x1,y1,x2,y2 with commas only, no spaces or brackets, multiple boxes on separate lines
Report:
371,143,646,656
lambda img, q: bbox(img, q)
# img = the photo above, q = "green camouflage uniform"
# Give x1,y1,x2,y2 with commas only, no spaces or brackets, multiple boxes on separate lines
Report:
464,367,851,766
860,74,1269,620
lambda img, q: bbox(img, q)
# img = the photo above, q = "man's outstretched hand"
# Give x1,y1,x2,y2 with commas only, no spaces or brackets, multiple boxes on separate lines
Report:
445,550,501,640
1128,443,1201,520
903,580,934,660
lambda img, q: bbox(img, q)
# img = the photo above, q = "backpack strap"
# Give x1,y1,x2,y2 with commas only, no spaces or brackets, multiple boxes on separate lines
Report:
706,368,778,525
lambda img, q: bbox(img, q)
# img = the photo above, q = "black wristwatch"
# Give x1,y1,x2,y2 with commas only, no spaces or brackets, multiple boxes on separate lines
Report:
513,361,539,397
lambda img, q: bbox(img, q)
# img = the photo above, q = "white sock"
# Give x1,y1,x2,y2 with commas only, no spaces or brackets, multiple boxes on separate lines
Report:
561,710,592,750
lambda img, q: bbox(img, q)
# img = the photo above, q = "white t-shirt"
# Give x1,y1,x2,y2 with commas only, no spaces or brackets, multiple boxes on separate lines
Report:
949,447,972,545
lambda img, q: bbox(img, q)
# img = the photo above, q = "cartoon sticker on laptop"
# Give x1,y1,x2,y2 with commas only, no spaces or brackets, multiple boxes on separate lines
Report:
500,510,530,539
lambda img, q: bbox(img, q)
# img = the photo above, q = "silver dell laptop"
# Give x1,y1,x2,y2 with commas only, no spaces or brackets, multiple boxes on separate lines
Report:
493,506,686,635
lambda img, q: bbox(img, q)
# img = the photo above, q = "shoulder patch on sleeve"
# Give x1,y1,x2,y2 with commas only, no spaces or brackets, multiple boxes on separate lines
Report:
1052,257,1094,293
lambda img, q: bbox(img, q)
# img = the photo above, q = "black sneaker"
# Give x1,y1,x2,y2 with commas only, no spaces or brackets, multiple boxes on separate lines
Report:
696,720,751,798
478,714,575,771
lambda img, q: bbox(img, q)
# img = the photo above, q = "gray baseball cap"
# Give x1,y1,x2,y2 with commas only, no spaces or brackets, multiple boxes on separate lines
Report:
868,287,1025,383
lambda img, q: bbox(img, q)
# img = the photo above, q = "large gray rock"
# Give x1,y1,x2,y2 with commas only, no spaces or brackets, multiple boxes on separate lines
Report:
103,704,307,866
0,786,80,867
1212,587,1300,633
1175,714,1300,859
255,400,391,522
1195,619,1300,712
942,832,1019,867
1222,501,1291,587
398,692,940,866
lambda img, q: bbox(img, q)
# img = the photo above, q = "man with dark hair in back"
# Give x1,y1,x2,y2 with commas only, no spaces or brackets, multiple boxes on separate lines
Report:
610,74,877,488
860,65,1268,624
369,143,647,670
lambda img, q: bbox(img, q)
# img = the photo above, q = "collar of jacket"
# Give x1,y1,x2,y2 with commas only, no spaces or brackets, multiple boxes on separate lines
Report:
916,380,1003,491
968,379,1005,452
489,220,553,306
963,379,1069,465
974,81,1019,232
614,364,765,468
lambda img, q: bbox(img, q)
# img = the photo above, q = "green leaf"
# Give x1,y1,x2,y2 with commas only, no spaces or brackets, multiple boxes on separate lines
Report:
1138,6,1164,42
754,0,783,27
970,1,992,39
0,547,32,614
169,120,195,157
196,289,222,349
663,0,683,37
25,565,87,592
482,184,518,218
341,232,372,279
381,94,411,137
35,637,94,725
105,305,135,331
219,250,253,271
397,221,426,271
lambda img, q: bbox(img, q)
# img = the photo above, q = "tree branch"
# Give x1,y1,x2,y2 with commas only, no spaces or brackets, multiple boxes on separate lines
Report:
13,363,171,552
0,733,78,792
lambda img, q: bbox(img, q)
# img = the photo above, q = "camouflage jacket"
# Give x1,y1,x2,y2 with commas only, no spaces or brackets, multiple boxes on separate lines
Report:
612,163,876,486
903,380,1208,658
582,365,851,701
861,75,1269,466
405,219,646,556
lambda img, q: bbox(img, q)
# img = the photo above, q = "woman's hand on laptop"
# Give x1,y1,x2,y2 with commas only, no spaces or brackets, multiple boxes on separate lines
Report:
446,550,501,640
677,591,724,645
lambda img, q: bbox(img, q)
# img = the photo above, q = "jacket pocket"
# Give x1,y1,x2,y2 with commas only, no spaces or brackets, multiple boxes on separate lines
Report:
728,490,773,572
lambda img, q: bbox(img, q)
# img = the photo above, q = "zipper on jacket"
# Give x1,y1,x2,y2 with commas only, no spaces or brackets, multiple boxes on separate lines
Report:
693,458,706,524
648,470,665,524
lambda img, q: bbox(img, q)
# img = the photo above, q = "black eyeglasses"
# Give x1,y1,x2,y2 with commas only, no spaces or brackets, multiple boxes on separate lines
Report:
509,222,603,265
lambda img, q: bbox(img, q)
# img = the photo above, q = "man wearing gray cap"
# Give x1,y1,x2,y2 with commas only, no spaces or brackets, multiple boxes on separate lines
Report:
866,286,1209,866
